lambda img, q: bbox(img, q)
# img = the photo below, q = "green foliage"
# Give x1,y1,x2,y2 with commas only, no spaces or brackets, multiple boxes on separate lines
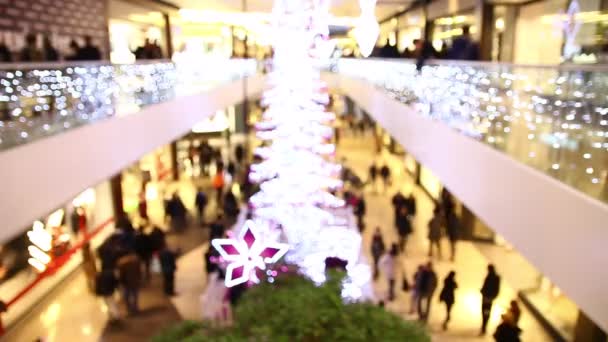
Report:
152,272,430,342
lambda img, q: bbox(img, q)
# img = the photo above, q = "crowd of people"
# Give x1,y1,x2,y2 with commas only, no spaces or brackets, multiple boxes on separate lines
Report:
361,171,523,341
372,25,480,71
0,33,102,63
85,217,178,321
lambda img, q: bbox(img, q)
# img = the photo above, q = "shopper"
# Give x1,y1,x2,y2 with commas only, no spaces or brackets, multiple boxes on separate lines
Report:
210,215,225,240
370,227,386,280
149,225,166,254
166,193,187,232
396,206,412,253
379,243,401,301
405,193,417,218
199,141,213,176
194,188,207,225
159,244,178,296
20,33,42,62
95,268,120,321
391,191,406,215
204,247,221,277
235,144,245,165
213,170,225,206
354,195,366,231
134,227,153,283
117,252,142,314
65,40,80,61
82,242,98,293
380,164,391,191
439,271,458,330
42,36,59,61
417,262,438,322
447,26,480,61
493,312,522,342
0,40,12,62
445,207,459,261
78,35,101,60
481,264,501,335
410,265,424,315
227,161,236,181
223,191,239,218
509,300,521,324
368,164,377,191
428,207,443,258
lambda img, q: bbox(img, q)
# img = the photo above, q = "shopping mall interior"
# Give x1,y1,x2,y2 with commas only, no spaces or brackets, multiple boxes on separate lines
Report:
0,0,607,341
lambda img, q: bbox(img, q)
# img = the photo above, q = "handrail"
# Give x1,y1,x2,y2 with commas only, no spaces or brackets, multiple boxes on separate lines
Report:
358,57,608,72
0,59,174,71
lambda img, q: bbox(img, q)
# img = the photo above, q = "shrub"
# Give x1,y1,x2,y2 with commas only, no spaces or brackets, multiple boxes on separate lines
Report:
153,272,430,342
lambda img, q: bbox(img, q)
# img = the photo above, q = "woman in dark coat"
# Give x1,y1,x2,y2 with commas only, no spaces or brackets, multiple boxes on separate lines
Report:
439,271,458,330
370,227,385,279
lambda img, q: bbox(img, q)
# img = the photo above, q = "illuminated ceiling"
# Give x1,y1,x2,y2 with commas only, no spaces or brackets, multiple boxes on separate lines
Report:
166,0,410,22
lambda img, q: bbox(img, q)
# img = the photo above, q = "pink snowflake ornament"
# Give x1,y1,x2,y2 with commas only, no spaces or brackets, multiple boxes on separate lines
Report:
212,220,289,287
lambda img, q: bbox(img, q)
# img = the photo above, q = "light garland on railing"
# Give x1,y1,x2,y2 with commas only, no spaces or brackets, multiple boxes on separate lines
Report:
337,58,608,202
0,60,257,150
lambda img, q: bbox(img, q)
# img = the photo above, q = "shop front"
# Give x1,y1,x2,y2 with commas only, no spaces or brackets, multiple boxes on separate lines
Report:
120,144,173,226
0,180,115,329
108,0,171,63
396,9,426,56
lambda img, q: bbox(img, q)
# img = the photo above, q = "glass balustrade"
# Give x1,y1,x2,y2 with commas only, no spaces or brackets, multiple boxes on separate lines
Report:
0,59,258,150
336,58,608,204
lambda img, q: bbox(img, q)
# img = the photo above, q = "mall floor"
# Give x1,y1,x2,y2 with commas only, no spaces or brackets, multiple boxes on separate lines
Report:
2,131,555,342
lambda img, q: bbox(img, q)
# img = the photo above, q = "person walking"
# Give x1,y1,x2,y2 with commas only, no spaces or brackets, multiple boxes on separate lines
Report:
509,300,521,324
405,193,417,218
159,244,178,296
117,252,142,315
134,227,153,283
396,206,412,253
368,164,378,193
235,144,245,165
210,215,226,240
481,264,501,335
428,207,443,258
354,195,366,231
445,207,459,261
439,271,458,330
493,312,522,342
95,268,120,321
370,227,386,280
380,164,391,191
195,188,208,225
379,244,401,301
223,191,239,218
213,170,225,206
391,191,406,215
417,262,438,322
166,193,187,232
409,265,424,315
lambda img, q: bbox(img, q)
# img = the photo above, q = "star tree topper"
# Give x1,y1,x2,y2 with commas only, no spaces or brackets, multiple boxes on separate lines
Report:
211,220,290,287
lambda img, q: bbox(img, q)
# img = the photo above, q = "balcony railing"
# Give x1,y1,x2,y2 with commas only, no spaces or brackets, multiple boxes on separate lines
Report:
336,58,608,204
0,59,258,150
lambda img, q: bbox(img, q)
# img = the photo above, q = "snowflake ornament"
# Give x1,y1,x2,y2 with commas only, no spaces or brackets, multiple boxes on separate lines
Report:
212,220,290,287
